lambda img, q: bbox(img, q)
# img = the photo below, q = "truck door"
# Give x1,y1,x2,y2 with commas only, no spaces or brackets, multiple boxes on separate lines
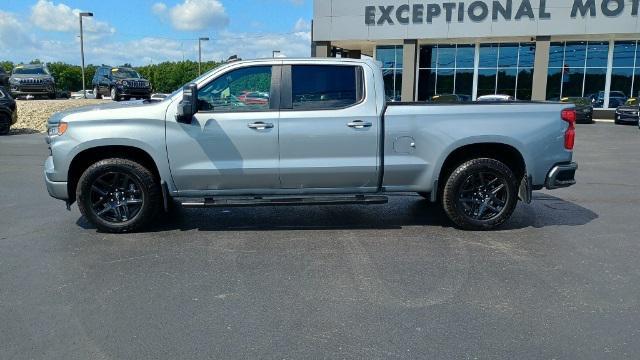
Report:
278,64,380,192
165,65,281,193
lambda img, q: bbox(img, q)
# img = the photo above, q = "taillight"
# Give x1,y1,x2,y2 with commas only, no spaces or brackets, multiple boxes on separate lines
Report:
561,109,576,150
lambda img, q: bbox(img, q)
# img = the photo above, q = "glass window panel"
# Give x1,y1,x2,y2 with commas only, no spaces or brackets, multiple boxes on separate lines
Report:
586,41,609,68
291,65,363,110
417,69,436,101
518,43,536,68
634,73,640,98
479,44,499,68
613,41,637,68
477,68,497,96
437,46,456,68
564,42,587,69
583,68,608,107
497,68,517,97
549,43,565,68
455,69,474,97
610,67,634,99
376,46,398,69
498,44,519,68
198,66,272,112
395,47,404,69
546,68,562,100
419,46,436,69
456,45,475,68
517,68,534,100
562,67,585,98
382,68,396,101
393,70,403,102
436,68,455,94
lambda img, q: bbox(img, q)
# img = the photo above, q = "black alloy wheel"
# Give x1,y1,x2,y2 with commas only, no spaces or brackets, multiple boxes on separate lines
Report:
456,171,508,221
90,172,144,223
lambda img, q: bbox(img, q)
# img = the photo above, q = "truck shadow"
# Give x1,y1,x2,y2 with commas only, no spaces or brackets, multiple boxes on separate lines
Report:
77,194,598,232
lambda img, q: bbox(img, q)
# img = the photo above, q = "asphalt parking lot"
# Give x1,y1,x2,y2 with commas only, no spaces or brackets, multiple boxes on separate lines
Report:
1,123,639,359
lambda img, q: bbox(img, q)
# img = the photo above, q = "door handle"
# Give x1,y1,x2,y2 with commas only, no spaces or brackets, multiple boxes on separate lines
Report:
347,120,373,129
248,122,274,130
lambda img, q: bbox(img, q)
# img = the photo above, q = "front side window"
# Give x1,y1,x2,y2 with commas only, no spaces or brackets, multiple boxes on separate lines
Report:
291,65,363,110
198,66,272,112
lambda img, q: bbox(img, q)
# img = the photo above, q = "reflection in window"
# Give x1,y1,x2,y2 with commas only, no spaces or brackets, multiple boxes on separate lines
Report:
418,44,475,101
478,43,535,100
291,65,363,110
546,41,612,108
611,41,640,104
198,66,272,112
376,46,403,102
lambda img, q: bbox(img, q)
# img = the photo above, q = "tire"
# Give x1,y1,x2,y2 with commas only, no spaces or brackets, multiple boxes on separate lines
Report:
110,87,120,101
76,158,162,233
442,158,518,231
94,86,102,99
0,114,10,135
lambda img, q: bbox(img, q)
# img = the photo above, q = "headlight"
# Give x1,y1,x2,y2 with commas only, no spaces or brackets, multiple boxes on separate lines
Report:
123,80,129,87
9,78,20,85
48,122,68,136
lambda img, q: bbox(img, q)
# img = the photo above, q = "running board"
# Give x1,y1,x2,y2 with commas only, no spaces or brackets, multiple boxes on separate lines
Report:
179,195,389,208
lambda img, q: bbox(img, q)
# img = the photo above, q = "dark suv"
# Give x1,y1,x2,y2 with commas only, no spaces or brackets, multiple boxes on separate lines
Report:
92,66,152,101
0,87,17,135
9,64,56,99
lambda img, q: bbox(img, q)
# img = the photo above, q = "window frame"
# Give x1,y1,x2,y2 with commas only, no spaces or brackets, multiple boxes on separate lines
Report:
279,64,366,112
196,64,281,114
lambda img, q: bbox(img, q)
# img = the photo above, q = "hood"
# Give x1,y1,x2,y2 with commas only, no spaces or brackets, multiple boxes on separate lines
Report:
11,73,53,80
47,99,163,126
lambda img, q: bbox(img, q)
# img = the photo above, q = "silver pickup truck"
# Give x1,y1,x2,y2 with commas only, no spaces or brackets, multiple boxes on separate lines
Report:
44,58,578,233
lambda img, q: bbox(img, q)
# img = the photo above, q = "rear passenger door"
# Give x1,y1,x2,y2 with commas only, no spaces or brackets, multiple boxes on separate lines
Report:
278,63,380,192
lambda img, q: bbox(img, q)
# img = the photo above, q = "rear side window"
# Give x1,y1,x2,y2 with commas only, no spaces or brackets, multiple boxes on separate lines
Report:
291,65,364,110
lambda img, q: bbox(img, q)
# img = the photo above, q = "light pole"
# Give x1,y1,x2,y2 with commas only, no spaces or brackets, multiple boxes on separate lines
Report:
198,37,209,75
79,12,93,99
272,50,281,58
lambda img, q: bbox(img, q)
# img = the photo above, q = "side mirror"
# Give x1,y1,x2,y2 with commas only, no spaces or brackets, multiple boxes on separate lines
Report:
176,83,198,124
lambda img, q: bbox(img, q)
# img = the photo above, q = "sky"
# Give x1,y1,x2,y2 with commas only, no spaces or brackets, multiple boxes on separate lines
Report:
0,0,313,66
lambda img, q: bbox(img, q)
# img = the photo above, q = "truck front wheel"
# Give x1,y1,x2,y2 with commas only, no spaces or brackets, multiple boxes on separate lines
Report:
76,158,162,233
442,158,518,230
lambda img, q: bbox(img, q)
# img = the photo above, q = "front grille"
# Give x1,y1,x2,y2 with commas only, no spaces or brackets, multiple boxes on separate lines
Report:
128,80,147,88
19,78,44,85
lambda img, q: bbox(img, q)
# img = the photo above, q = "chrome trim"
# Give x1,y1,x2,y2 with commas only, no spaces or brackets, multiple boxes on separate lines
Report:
546,162,578,190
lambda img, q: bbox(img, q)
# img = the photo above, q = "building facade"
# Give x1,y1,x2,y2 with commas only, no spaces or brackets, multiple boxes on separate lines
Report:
312,0,640,108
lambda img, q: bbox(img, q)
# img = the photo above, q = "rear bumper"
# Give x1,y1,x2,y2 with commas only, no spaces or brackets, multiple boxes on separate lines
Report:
546,162,578,190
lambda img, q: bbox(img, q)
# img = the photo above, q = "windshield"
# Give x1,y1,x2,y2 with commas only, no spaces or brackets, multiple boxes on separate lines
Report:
562,97,590,106
12,66,49,75
111,68,141,79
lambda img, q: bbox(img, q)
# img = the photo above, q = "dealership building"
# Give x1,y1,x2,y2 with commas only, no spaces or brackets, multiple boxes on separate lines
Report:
312,0,640,108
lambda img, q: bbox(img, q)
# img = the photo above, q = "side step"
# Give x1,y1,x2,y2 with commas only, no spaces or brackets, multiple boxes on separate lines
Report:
180,195,389,208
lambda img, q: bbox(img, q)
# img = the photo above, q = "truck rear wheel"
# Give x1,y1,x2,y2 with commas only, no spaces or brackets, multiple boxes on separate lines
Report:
76,158,162,233
442,158,518,230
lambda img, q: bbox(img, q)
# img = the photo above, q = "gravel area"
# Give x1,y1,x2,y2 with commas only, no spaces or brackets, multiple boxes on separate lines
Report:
12,99,111,134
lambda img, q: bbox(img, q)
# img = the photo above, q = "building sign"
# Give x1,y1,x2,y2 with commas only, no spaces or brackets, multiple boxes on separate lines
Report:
365,0,639,25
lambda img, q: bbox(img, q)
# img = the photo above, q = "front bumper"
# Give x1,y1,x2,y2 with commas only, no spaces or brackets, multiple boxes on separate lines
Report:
546,162,578,190
44,156,69,201
615,113,639,124
117,87,152,97
11,85,54,96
